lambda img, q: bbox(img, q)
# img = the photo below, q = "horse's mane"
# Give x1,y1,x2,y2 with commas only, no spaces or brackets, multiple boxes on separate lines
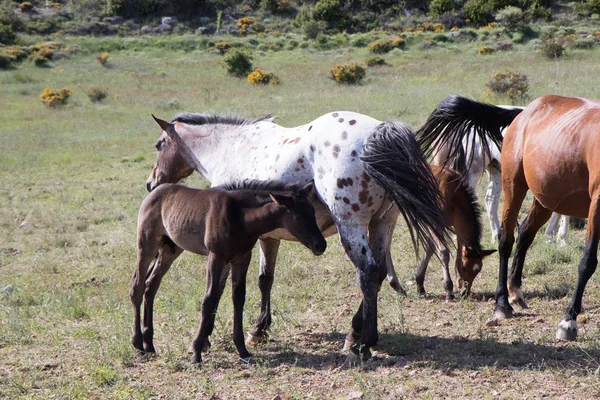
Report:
171,112,274,127
218,180,305,194
458,180,483,250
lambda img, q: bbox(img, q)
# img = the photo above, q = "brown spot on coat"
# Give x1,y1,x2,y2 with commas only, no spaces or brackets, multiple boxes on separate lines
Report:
337,178,347,188
363,172,371,182
332,112,339,117
308,125,313,131
343,197,350,204
342,131,348,140
292,137,301,144
347,178,353,186
351,150,357,157
359,190,369,204
338,118,344,123
352,204,360,212
349,120,356,125
283,139,288,144
297,158,304,164
310,144,316,152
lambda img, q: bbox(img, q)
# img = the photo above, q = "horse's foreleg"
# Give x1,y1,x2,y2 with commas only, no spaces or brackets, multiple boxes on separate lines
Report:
231,252,253,360
247,238,280,344
415,248,434,297
485,167,502,242
439,247,453,301
191,253,227,364
508,198,552,310
142,244,183,353
556,197,600,341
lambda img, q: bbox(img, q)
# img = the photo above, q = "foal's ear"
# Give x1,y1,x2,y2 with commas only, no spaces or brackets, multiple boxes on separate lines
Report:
481,249,497,258
152,114,173,132
299,181,315,197
269,193,294,208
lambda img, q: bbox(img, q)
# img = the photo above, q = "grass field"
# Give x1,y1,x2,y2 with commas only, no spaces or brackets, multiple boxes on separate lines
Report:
2,33,600,399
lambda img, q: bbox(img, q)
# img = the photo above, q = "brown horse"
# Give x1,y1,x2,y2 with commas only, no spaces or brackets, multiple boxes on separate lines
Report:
415,165,496,300
417,94,600,341
130,180,326,363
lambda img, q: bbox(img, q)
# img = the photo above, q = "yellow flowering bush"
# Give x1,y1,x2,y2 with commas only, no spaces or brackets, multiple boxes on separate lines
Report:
478,45,495,55
237,17,263,35
31,42,60,60
19,2,33,11
40,88,71,107
328,62,366,84
215,42,231,54
368,38,405,54
247,68,280,85
97,53,109,65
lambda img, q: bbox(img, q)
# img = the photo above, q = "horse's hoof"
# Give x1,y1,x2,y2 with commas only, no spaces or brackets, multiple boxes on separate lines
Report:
556,319,578,341
445,292,455,302
190,354,203,365
390,278,407,296
239,354,253,364
246,331,269,346
494,306,513,319
342,338,356,353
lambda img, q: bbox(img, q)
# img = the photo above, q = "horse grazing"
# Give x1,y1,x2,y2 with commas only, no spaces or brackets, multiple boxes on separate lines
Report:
131,180,326,363
430,106,571,244
415,165,495,300
417,94,600,341
146,113,452,358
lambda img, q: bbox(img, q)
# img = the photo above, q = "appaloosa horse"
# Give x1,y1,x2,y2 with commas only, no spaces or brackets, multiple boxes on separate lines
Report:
415,165,496,300
146,113,452,358
131,180,326,363
417,94,600,341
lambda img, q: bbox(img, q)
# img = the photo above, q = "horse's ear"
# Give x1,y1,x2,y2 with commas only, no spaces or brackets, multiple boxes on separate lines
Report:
269,193,294,208
152,114,173,132
481,249,497,258
299,181,315,197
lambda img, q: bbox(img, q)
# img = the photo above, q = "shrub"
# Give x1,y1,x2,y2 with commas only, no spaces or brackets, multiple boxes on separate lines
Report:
96,52,109,65
368,38,405,54
87,86,108,103
40,87,71,107
440,11,467,30
328,62,366,84
312,0,348,30
33,55,49,67
237,17,263,35
464,0,492,26
302,19,327,40
478,45,495,54
365,56,386,67
486,69,529,103
493,40,513,51
215,42,231,54
247,68,280,85
0,52,15,69
0,23,15,45
19,2,33,11
570,38,595,50
429,0,453,16
261,0,278,13
351,35,369,47
540,37,565,59
222,49,253,77
495,6,524,32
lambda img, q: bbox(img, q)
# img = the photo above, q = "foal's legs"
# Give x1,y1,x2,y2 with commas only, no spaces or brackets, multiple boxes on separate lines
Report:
142,244,184,353
556,196,600,341
484,167,502,242
248,238,280,343
191,253,227,364
231,252,253,360
496,167,528,319
507,198,552,310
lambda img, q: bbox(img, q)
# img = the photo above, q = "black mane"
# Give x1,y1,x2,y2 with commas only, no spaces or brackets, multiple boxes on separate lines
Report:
171,112,273,127
218,180,305,195
460,181,484,249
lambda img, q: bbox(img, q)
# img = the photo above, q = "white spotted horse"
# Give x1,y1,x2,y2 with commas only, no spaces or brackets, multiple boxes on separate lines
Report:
417,94,600,341
147,112,452,358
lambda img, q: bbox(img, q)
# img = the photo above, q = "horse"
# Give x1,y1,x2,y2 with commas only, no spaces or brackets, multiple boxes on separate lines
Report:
415,165,496,300
130,180,327,364
417,94,600,341
430,106,571,245
146,113,453,358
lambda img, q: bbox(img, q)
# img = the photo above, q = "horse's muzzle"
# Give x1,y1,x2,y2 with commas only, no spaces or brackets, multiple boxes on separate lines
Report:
312,240,327,256
146,180,154,192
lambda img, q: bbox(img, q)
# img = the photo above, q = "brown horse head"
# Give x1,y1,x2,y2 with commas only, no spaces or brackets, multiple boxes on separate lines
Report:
146,116,196,192
457,246,496,294
269,181,327,255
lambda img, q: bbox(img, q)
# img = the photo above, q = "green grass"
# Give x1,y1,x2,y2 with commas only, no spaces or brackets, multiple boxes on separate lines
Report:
2,32,600,398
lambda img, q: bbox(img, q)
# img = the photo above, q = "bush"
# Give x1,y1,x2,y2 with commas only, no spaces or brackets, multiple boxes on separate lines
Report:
440,11,467,30
493,40,513,51
312,0,348,30
464,0,492,26
478,45,495,54
540,37,565,59
486,69,529,103
87,86,108,103
0,23,15,45
19,2,33,11
247,68,280,85
40,87,71,107
33,55,49,67
96,52,109,65
429,0,453,16
222,49,253,77
328,62,366,84
570,38,595,50
302,19,327,40
495,6,524,31
0,52,15,69
237,17,263,35
215,42,231,54
368,37,405,54
365,56,386,67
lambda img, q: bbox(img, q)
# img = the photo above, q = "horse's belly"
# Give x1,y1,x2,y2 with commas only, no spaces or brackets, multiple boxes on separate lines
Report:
528,177,590,218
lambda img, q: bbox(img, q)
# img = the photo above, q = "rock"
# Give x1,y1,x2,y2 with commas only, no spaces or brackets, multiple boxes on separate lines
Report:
347,392,364,400
103,16,124,24
153,24,172,34
199,17,212,25
141,25,151,35
195,26,214,35
485,318,499,327
3,284,14,294
161,16,177,25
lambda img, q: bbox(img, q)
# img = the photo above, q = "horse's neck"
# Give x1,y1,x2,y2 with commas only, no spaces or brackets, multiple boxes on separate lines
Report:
241,202,282,237
183,122,284,182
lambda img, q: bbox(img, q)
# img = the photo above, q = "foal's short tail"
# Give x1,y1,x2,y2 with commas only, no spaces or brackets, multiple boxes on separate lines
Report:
416,95,523,171
360,121,453,257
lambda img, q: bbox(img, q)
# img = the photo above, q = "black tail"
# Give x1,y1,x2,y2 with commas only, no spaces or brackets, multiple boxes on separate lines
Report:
416,95,523,172
360,122,453,254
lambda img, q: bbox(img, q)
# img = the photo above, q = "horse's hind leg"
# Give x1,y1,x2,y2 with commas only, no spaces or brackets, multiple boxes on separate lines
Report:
507,198,552,310
231,252,253,360
142,243,183,353
415,247,434,296
557,215,569,245
131,237,161,353
247,238,280,344
545,213,561,243
556,195,600,341
191,253,227,364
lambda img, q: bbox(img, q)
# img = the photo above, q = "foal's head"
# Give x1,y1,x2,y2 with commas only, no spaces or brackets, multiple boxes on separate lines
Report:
269,182,327,256
457,246,496,294
146,117,195,192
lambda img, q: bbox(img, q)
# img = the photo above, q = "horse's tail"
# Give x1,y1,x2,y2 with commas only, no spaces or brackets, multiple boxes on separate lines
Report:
416,95,523,171
360,121,454,257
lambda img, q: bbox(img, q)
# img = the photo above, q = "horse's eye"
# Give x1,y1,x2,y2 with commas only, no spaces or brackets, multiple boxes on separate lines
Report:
155,140,162,150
